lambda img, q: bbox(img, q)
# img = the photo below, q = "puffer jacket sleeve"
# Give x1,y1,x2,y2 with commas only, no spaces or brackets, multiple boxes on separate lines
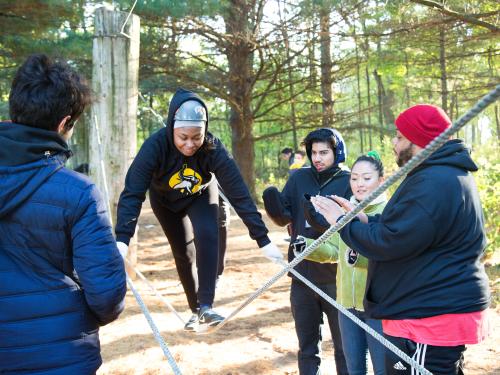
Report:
72,184,127,326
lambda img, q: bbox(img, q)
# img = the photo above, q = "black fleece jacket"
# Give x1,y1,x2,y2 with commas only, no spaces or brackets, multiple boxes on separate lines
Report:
281,165,352,284
115,89,270,247
340,140,491,319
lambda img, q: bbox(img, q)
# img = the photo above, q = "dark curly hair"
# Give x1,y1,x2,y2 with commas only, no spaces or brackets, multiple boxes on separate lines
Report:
9,54,92,132
301,128,337,156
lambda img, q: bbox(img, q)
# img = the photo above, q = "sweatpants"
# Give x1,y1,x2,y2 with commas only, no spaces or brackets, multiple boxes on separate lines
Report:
384,334,465,375
150,182,219,312
290,278,349,375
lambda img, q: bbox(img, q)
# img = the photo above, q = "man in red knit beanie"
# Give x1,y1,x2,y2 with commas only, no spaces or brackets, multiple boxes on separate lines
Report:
312,104,490,374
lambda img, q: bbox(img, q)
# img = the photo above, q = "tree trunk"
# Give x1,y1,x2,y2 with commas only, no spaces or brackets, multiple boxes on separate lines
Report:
91,7,140,275
354,27,364,153
361,21,373,149
319,4,334,128
471,120,476,145
224,0,256,197
404,50,411,107
373,69,395,133
449,90,457,121
439,25,448,113
487,47,499,142
455,93,461,139
279,0,298,150
288,67,298,151
366,65,373,150
495,104,500,142
373,69,384,141
308,19,317,86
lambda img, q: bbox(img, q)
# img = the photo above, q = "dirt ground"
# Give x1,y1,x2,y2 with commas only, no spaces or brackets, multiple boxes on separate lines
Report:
98,203,500,375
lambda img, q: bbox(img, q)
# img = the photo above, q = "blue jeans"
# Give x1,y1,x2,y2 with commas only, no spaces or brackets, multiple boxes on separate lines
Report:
338,308,385,375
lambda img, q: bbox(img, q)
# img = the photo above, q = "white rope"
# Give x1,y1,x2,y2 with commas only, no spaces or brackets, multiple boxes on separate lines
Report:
127,275,183,375
119,0,138,39
93,115,113,227
125,258,187,325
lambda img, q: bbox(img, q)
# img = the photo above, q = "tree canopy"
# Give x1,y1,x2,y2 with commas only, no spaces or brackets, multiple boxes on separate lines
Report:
0,0,498,252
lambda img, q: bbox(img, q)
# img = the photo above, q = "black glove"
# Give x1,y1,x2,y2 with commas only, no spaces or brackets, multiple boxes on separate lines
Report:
291,235,306,257
345,248,359,266
262,186,291,227
302,194,331,234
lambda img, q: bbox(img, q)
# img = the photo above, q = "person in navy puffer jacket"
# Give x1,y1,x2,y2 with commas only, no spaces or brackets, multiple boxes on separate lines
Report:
0,54,127,374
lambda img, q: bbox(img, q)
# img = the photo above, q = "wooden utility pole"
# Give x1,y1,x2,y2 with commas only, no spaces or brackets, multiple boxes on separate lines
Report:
90,6,140,276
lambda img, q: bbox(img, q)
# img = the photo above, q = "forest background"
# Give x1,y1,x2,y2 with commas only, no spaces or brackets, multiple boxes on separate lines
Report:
0,0,498,263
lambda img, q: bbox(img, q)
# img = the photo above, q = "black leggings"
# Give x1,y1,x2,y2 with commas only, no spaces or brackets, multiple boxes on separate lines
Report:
217,196,230,277
150,182,219,312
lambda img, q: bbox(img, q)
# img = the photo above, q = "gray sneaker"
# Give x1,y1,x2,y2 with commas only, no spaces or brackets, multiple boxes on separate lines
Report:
184,313,199,332
198,307,224,328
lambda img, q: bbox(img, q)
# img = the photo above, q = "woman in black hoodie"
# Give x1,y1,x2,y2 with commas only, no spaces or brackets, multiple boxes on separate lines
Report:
115,88,282,331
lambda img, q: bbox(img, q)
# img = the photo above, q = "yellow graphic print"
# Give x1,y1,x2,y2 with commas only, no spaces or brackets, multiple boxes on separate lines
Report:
168,164,203,195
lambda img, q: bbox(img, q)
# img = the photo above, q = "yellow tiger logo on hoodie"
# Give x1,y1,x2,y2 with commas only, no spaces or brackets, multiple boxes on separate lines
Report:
168,164,202,195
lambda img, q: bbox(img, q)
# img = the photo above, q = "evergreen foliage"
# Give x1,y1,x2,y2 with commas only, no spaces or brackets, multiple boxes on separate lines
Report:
0,0,497,254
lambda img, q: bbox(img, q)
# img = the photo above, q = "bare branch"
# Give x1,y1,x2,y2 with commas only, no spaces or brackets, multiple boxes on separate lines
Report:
254,84,312,120
253,121,392,142
177,50,227,74
149,68,240,111
251,41,311,116
409,0,499,32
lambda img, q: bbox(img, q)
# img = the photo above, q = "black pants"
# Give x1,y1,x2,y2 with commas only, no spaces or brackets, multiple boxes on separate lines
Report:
150,182,219,312
290,278,349,375
217,196,230,277
384,334,465,375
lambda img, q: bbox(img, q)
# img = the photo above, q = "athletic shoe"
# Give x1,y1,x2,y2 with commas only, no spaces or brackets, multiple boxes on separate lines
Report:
198,306,225,328
184,313,199,332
